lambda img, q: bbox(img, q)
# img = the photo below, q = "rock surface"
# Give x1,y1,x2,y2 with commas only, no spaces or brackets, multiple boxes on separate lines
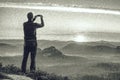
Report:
7,74,33,80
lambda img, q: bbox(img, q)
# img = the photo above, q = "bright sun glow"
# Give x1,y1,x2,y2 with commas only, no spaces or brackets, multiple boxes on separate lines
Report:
74,35,87,42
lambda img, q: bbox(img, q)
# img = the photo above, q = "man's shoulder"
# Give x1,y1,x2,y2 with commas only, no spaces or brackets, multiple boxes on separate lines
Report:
24,21,35,25
23,22,28,28
24,21,28,25
23,21,32,26
33,23,38,25
33,23,41,26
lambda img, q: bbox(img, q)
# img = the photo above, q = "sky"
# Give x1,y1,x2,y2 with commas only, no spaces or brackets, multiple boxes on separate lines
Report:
0,0,120,40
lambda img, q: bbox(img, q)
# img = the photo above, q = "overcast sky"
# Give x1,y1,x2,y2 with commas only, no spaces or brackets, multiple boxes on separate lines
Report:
0,0,120,39
0,0,120,9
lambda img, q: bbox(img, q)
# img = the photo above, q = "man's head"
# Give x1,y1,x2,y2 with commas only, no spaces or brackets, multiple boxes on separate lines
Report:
27,12,33,21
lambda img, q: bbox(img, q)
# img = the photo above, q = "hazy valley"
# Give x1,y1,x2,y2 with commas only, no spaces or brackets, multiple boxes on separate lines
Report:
1,40,120,79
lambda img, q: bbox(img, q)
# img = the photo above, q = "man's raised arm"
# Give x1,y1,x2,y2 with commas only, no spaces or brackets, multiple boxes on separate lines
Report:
33,15,45,28
40,15,44,27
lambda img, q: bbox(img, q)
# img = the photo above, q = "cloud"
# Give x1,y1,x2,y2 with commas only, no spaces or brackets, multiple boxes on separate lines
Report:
0,2,120,15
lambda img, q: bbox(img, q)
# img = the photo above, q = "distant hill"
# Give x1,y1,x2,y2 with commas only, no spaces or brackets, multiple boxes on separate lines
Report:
79,40,116,48
61,41,119,55
0,43,16,48
40,46,64,57
0,43,22,56
36,46,87,62
37,40,71,49
0,40,120,56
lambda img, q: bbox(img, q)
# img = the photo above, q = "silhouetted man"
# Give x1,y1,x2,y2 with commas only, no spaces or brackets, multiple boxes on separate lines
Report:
21,12,44,73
